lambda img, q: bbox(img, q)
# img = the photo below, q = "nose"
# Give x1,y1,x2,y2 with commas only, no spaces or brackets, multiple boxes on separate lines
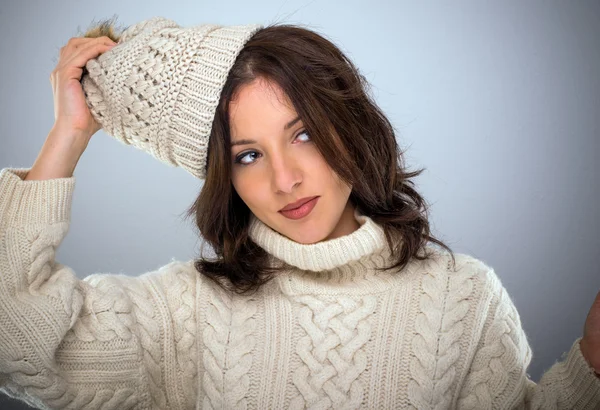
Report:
271,152,302,194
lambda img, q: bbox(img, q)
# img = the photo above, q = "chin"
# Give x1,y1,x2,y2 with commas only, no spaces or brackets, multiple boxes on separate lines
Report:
278,219,328,244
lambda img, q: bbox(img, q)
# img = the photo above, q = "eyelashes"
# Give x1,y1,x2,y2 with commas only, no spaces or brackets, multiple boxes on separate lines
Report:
233,129,311,166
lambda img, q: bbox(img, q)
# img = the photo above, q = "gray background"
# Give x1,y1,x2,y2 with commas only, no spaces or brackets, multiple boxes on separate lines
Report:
1,1,599,408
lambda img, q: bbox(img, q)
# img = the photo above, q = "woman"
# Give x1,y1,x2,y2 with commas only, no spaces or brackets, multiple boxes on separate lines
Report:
0,16,598,409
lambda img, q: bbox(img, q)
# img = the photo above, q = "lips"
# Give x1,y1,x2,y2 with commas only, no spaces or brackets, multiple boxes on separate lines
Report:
278,196,319,220
279,196,319,212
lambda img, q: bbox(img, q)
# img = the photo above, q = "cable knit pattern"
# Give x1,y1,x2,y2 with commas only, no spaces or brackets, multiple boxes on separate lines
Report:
458,272,528,408
0,168,148,409
408,256,475,409
99,272,167,409
59,271,157,408
1,166,600,409
168,264,198,409
201,281,258,409
81,17,263,180
289,294,377,409
457,269,600,409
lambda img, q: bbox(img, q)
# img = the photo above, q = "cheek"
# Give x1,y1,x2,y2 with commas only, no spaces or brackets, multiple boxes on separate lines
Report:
324,164,352,197
231,171,263,205
315,158,343,187
308,150,334,175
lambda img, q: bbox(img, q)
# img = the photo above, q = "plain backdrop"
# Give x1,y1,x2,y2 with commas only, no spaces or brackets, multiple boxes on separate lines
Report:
1,1,599,408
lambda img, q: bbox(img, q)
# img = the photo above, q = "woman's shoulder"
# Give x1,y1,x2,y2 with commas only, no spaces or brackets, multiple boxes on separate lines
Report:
448,251,504,292
80,258,201,298
411,246,504,298
142,258,202,290
430,246,495,275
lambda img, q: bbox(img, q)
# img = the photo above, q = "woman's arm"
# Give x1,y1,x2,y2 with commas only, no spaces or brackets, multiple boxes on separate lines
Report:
456,269,600,409
0,31,199,408
0,166,166,409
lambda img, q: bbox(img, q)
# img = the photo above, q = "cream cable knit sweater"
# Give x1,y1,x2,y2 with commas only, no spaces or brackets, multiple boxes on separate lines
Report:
0,166,599,410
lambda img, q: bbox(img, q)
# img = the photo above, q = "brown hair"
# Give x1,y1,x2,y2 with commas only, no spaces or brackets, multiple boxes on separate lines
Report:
182,23,457,295
82,18,457,296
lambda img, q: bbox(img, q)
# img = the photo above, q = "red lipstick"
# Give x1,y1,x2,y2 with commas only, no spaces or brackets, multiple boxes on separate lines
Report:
279,196,319,220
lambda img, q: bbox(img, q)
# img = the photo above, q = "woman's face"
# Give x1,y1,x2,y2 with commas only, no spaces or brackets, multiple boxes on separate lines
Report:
229,77,359,244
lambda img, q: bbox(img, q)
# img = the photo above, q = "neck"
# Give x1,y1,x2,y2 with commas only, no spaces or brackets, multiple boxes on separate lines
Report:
321,200,361,241
248,208,407,295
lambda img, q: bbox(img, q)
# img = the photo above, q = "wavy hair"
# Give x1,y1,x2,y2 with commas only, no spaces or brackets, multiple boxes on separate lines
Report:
83,18,457,296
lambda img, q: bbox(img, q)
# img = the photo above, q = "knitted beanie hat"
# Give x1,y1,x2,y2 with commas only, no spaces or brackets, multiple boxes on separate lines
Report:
80,17,263,179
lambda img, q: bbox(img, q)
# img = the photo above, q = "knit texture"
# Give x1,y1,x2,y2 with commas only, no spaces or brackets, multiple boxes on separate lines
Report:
1,166,599,409
81,17,262,180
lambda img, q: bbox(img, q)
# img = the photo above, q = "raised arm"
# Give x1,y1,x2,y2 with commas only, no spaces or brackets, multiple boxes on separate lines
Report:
0,36,188,409
1,162,200,409
457,269,600,409
0,164,161,409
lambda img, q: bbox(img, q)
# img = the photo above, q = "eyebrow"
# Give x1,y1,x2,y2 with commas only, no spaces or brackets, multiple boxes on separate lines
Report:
231,116,302,147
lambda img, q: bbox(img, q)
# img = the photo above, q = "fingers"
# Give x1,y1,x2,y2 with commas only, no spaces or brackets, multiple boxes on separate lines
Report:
58,37,89,56
59,36,112,57
56,36,115,67
52,36,115,83
64,39,115,72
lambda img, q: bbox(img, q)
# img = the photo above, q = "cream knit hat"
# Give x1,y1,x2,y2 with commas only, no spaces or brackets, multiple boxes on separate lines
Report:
81,16,263,179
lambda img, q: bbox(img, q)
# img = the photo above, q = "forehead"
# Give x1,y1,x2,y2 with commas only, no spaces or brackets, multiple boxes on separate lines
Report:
229,78,297,131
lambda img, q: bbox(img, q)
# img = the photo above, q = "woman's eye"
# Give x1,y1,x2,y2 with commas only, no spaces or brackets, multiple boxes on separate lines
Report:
296,130,311,142
235,151,260,165
234,130,311,166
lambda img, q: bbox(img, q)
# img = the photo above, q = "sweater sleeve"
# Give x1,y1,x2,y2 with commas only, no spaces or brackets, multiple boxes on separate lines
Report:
0,167,164,409
457,268,600,409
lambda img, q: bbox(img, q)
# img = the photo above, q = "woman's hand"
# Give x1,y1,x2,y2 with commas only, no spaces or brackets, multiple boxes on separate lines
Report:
25,36,116,181
580,290,600,378
50,35,117,144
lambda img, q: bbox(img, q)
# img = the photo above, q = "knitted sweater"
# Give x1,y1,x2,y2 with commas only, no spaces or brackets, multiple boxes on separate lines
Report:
0,166,599,410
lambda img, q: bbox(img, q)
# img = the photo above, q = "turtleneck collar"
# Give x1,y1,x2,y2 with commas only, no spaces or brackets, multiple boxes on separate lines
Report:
248,208,407,295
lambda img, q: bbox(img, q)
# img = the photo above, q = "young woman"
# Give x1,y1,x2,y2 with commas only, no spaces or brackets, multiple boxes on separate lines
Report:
0,16,599,409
